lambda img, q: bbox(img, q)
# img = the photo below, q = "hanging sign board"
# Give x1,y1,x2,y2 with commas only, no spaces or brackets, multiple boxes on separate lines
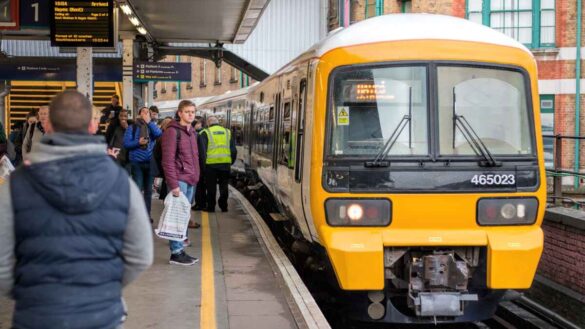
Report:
50,0,114,47
133,62,192,82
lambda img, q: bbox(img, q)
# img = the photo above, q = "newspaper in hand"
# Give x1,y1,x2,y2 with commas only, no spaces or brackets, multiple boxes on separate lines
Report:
0,155,15,185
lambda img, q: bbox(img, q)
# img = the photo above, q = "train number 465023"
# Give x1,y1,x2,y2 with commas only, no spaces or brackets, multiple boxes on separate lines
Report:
471,174,515,186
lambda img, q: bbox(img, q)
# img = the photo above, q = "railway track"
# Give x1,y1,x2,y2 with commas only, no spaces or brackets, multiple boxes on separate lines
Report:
474,297,581,329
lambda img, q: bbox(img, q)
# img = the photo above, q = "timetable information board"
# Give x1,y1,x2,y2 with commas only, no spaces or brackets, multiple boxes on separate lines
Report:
50,0,114,47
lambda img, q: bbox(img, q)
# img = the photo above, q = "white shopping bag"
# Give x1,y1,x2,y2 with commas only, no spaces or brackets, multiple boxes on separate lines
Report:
154,192,191,241
0,155,15,185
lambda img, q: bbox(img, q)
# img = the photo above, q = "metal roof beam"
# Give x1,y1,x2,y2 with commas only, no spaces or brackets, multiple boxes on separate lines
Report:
155,45,269,81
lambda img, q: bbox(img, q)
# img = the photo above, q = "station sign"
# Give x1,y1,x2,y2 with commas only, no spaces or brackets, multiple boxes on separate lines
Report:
50,0,114,47
0,59,122,81
20,0,50,29
0,0,19,30
133,62,192,82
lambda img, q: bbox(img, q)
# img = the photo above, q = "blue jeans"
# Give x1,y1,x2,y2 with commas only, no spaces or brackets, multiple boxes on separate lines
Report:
130,162,154,215
169,181,195,254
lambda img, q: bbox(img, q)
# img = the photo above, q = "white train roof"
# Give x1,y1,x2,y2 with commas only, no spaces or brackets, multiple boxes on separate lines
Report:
199,83,258,107
311,14,531,57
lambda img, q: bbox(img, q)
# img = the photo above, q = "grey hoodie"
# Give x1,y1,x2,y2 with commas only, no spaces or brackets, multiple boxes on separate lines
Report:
0,133,154,297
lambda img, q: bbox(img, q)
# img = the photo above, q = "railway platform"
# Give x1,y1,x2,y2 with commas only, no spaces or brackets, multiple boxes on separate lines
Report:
0,190,329,329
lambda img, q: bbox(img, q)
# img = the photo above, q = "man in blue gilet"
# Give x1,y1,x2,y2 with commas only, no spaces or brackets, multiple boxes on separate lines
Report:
0,90,153,329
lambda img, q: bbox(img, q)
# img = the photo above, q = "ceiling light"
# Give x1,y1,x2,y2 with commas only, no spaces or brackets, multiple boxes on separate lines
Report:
129,16,140,26
120,4,132,15
137,27,147,35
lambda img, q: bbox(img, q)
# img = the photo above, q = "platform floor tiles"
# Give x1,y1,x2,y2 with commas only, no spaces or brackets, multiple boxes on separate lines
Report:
0,196,297,329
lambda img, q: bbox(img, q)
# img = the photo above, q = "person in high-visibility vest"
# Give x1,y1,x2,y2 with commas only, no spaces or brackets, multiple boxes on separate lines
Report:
199,116,237,212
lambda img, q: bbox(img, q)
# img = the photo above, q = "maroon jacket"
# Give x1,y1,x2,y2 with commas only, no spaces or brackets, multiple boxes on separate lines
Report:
161,120,200,190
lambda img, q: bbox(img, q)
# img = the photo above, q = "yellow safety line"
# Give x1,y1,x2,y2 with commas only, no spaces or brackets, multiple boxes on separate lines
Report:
200,212,216,329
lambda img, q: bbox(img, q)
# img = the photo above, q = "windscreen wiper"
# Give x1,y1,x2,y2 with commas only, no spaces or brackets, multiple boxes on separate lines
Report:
452,90,500,167
365,87,413,168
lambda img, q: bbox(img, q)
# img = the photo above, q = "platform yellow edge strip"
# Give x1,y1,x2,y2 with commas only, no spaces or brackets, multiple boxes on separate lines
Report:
200,212,216,329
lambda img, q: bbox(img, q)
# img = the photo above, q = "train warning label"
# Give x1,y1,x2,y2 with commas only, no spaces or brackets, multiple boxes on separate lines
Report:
337,106,350,126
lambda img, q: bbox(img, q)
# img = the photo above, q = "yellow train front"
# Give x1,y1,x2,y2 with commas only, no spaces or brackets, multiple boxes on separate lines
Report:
304,15,545,323
212,14,546,324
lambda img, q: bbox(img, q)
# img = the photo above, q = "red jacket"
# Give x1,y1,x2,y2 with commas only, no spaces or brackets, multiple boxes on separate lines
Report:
161,121,200,190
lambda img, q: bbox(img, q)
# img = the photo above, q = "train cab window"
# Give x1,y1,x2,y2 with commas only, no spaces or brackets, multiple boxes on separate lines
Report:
437,66,534,157
327,65,429,158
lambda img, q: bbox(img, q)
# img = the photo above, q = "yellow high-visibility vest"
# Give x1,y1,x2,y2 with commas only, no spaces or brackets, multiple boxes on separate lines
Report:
203,125,232,165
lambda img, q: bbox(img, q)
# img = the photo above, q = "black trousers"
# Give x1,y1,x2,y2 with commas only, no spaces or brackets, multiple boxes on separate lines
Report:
194,169,207,207
205,167,230,210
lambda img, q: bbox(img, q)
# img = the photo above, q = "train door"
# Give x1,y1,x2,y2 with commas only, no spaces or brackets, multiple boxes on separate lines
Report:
246,103,254,166
272,93,282,170
290,74,313,241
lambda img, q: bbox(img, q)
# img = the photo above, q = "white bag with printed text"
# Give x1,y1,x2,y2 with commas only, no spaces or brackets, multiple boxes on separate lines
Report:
155,192,191,241
0,155,15,185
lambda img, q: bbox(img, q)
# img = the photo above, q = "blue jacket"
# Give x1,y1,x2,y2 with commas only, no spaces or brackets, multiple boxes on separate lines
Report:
123,121,162,163
9,135,130,329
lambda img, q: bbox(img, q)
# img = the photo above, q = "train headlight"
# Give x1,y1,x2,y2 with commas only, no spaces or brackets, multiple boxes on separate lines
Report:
325,199,391,226
477,198,538,226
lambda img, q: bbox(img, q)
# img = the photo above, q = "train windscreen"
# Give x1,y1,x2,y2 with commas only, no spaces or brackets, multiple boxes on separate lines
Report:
328,65,428,157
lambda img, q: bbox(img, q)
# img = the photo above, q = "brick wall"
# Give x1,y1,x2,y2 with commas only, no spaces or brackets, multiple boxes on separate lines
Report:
154,57,253,102
538,218,585,296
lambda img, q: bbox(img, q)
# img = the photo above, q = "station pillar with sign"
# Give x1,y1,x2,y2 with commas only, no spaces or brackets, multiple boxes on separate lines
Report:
122,37,134,117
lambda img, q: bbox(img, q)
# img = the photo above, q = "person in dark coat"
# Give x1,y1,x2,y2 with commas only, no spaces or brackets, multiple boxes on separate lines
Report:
0,90,153,329
192,117,207,210
107,110,131,172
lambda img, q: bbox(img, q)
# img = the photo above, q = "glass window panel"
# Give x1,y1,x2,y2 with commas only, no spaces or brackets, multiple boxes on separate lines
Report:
541,11,555,26
491,12,503,28
518,27,532,44
541,0,555,9
517,0,532,10
438,66,533,156
328,66,428,157
541,27,555,44
469,13,482,24
491,0,505,10
468,0,483,12
519,12,532,26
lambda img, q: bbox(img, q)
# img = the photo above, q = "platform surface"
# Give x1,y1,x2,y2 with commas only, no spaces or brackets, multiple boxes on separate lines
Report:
0,196,298,329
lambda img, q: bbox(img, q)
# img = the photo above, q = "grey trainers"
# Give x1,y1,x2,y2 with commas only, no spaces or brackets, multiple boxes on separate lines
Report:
169,251,199,266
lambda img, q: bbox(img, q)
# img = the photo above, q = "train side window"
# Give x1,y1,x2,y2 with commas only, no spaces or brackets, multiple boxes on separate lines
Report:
295,79,307,182
279,102,292,166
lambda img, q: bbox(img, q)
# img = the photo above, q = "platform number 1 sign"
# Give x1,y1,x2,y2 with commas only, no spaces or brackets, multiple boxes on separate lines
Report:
20,0,48,28
0,0,17,29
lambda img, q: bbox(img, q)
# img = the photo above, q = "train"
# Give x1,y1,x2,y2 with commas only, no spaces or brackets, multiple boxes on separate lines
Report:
197,14,546,324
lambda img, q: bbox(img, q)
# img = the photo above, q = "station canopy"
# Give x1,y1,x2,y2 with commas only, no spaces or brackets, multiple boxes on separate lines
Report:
120,0,270,44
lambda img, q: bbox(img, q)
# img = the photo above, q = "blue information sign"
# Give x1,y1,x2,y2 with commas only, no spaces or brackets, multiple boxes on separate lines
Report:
133,62,192,82
20,0,49,28
0,60,122,81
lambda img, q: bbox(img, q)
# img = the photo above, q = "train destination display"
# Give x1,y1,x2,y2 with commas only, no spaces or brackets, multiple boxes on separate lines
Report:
50,0,114,47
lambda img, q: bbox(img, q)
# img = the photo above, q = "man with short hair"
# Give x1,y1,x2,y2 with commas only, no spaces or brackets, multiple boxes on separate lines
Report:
124,106,162,216
0,90,153,329
200,116,237,212
149,105,160,122
162,100,200,265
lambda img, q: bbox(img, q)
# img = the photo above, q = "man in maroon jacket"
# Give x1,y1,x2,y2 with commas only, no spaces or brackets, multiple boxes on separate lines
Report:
161,100,200,266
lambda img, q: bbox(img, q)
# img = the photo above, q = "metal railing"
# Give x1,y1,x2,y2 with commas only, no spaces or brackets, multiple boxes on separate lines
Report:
542,134,585,208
